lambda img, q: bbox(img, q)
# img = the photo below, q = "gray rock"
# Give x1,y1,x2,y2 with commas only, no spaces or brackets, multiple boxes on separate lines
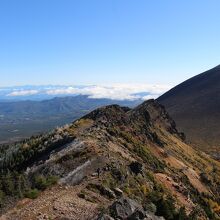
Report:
107,197,164,220
145,212,165,220
113,188,123,197
95,196,165,220
127,208,145,220
97,214,115,220
109,197,142,219
102,187,116,199
144,202,157,214
128,208,165,220
91,184,116,199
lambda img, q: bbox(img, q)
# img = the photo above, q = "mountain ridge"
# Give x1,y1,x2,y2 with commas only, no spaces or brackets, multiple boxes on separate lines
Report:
1,100,220,219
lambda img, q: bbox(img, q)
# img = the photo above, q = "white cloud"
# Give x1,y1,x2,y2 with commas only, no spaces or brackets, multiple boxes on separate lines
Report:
7,90,39,96
142,95,159,100
45,84,171,100
4,84,171,100
46,87,79,95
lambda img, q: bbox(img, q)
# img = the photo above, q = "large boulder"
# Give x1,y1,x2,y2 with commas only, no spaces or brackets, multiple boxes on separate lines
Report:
128,210,165,220
95,197,165,220
109,197,142,219
127,208,145,220
106,197,165,220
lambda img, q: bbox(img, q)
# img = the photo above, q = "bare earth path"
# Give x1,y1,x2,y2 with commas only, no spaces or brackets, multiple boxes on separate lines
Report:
1,182,108,220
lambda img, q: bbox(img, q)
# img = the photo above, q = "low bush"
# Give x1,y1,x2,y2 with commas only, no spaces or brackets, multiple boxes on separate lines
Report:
34,175,58,190
24,188,39,199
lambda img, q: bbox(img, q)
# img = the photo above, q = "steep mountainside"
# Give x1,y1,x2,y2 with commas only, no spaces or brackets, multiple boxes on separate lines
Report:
1,100,220,219
158,65,220,158
0,95,140,144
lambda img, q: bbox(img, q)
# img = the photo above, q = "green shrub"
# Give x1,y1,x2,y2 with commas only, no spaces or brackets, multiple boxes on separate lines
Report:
46,176,59,187
24,188,39,199
133,144,165,171
34,175,58,190
174,207,188,220
155,197,177,220
0,190,4,207
34,175,47,190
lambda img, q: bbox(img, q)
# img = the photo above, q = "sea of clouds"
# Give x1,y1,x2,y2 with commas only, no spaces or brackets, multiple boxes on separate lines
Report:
0,84,171,101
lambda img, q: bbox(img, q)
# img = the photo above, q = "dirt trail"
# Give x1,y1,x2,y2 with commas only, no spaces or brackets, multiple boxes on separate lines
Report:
1,183,108,220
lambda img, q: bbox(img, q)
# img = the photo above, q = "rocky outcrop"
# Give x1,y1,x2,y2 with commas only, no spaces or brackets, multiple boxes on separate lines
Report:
97,197,164,220
83,99,184,146
83,105,130,125
109,197,142,219
130,99,184,140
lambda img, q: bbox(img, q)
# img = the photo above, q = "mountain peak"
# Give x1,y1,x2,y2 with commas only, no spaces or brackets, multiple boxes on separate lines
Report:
214,64,220,69
83,104,131,122
82,99,183,140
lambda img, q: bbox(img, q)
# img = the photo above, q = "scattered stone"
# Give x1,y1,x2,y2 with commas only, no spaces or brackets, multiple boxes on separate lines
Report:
97,214,115,220
92,172,98,177
173,184,180,191
53,206,58,210
113,188,123,197
77,192,86,199
89,184,116,199
127,208,145,220
43,214,49,219
101,187,116,199
145,212,165,220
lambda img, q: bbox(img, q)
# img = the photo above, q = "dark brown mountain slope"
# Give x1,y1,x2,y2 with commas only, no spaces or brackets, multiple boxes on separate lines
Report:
158,65,220,158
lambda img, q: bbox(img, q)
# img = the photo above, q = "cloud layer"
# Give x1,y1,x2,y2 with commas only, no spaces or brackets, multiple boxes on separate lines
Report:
7,90,39,97
5,84,171,100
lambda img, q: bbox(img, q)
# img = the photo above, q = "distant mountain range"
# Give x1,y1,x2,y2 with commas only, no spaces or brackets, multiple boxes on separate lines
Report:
0,95,141,144
0,83,170,144
158,65,220,158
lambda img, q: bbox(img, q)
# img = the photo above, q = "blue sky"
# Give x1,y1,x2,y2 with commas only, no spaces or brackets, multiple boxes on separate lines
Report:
0,0,220,87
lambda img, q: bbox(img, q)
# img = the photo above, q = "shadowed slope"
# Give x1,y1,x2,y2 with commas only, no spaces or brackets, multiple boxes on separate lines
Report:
158,65,220,157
